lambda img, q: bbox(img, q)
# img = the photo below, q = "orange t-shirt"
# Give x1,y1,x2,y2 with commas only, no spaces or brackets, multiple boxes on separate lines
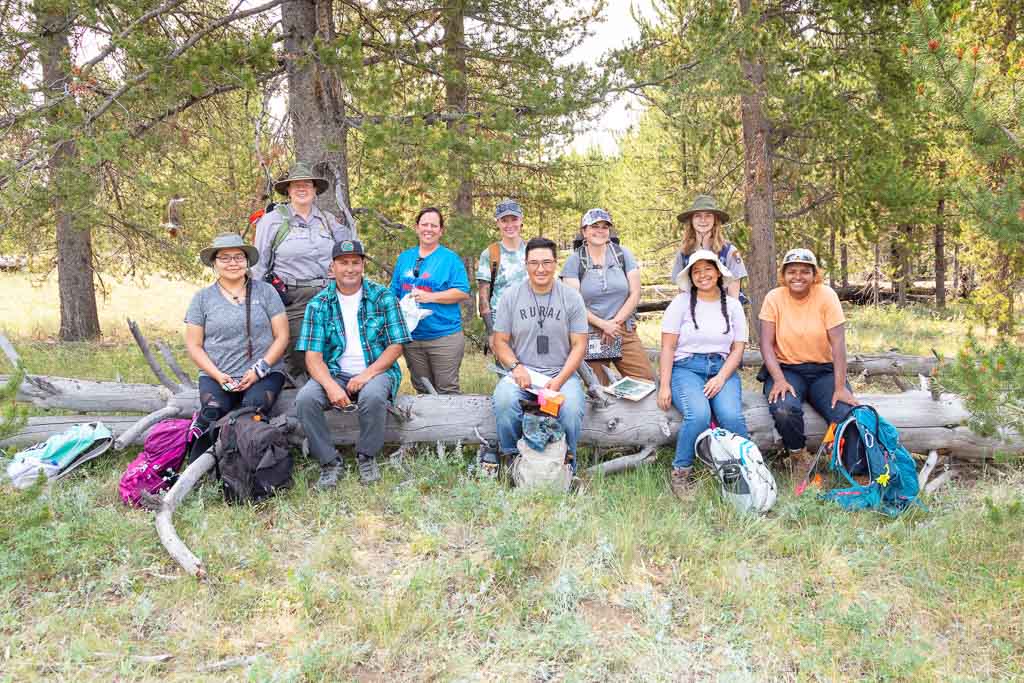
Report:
758,285,846,364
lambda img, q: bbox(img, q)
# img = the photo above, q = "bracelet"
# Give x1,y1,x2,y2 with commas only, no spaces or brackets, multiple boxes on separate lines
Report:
251,358,271,379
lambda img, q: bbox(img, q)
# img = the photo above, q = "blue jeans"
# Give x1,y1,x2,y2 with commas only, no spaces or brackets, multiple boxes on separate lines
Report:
670,353,747,469
493,374,585,458
762,362,855,451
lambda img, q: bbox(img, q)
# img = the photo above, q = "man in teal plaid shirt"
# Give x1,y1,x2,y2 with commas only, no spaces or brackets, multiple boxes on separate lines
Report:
296,239,411,488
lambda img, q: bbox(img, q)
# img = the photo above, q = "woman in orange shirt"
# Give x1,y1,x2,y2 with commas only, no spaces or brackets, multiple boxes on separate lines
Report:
758,248,859,476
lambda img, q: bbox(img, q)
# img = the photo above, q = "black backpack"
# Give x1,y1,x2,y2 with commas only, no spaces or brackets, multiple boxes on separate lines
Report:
213,407,293,504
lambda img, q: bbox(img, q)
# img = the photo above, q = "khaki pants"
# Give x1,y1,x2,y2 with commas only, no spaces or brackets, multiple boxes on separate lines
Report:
586,327,655,385
404,330,465,394
284,285,323,384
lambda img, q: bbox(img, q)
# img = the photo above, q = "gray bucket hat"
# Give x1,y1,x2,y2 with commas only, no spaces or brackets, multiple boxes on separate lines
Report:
200,233,259,267
274,162,329,196
677,194,730,225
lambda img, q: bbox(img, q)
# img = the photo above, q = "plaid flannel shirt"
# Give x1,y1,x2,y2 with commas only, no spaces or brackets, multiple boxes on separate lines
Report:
296,279,411,396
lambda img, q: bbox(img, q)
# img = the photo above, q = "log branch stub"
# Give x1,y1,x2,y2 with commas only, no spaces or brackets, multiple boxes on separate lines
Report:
156,340,194,388
156,449,215,578
586,446,657,477
114,405,181,450
127,318,180,392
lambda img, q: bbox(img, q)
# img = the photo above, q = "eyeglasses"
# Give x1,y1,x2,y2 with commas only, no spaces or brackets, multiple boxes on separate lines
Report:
526,259,556,269
216,254,248,264
413,256,425,277
584,223,611,231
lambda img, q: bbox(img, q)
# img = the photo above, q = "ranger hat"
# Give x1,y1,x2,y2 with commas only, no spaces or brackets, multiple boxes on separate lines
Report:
675,248,736,290
273,162,330,196
781,247,818,269
580,208,613,228
331,239,367,259
200,233,259,268
677,194,730,225
494,199,524,220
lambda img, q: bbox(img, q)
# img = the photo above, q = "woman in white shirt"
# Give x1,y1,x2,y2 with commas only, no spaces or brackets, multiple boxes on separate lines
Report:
657,250,749,499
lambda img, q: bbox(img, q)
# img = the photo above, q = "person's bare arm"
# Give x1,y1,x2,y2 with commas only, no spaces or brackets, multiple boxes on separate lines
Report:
346,343,405,394
657,332,679,411
704,341,745,399
548,332,588,391
306,350,350,407
493,330,530,388
411,288,470,304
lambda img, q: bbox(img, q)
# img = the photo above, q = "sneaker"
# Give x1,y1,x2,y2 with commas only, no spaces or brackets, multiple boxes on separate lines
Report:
356,453,381,485
315,458,344,490
479,449,500,479
669,467,694,500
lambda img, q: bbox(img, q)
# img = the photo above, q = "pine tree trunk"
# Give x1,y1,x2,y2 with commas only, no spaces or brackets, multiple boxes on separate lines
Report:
935,161,947,309
444,2,473,221
39,8,101,341
737,0,775,331
840,223,849,288
282,0,350,217
828,222,836,288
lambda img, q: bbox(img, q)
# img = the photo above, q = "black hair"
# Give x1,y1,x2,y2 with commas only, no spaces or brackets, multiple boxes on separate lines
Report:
688,270,730,335
415,206,445,228
525,236,557,260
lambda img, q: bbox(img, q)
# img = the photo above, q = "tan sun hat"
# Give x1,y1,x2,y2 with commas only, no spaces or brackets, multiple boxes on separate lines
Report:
273,161,329,196
677,194,730,225
200,233,259,267
675,249,736,290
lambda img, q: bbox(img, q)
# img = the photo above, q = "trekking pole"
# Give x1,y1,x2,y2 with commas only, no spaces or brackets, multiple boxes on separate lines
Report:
795,422,836,496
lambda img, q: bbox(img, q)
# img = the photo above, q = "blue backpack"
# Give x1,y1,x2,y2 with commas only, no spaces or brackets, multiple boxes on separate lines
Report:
820,405,921,516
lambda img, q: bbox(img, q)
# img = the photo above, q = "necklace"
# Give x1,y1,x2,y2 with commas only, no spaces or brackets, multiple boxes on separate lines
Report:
530,283,554,329
218,280,246,303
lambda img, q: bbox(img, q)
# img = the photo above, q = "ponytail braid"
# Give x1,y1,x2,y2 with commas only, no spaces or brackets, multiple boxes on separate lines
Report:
689,284,699,329
719,279,731,335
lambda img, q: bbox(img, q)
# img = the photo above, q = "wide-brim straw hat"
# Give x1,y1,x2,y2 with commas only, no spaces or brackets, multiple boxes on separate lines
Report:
677,194,730,225
200,233,260,267
273,162,329,196
675,248,736,290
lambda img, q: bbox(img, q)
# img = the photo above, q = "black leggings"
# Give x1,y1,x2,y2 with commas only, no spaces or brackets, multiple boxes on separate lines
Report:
196,372,285,430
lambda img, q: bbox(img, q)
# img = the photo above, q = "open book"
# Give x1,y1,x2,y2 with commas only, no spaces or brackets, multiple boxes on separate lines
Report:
601,376,657,402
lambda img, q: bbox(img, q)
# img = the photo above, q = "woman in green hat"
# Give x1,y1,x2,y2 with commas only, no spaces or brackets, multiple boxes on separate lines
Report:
671,195,746,300
185,233,290,435
250,161,354,383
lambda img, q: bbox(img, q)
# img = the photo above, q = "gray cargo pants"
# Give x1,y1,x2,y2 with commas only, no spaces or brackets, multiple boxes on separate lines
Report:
295,372,391,463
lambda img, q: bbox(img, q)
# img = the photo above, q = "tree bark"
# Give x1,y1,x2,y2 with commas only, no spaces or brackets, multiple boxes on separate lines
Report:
840,222,849,287
38,7,101,340
444,1,473,221
737,0,776,329
282,0,350,217
935,160,947,309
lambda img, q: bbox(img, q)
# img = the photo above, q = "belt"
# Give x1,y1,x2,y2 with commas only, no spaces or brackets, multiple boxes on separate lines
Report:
286,277,329,288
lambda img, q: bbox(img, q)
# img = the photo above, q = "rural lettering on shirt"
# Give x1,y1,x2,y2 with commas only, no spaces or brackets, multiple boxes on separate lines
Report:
494,280,588,377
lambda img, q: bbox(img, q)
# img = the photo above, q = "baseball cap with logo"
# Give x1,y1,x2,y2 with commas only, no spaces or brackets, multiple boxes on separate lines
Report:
331,239,367,259
781,248,818,269
580,208,613,228
494,199,524,220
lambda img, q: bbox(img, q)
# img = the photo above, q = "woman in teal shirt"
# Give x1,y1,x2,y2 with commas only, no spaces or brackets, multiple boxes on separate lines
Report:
390,207,471,394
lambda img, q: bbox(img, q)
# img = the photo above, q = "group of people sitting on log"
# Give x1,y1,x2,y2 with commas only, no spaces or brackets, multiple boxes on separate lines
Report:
184,162,859,495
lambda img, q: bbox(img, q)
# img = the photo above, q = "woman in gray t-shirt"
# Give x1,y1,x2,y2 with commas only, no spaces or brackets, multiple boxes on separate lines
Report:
561,208,654,385
185,234,290,434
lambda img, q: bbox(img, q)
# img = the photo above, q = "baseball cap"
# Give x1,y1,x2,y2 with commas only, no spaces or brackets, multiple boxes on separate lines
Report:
781,248,818,268
581,208,613,228
331,239,367,259
494,199,524,220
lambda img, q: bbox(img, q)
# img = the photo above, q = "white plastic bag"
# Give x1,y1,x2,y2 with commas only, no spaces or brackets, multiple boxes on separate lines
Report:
399,292,433,333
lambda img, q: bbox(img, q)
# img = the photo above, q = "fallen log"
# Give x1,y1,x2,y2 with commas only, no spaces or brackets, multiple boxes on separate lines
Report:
7,390,1015,461
638,350,939,378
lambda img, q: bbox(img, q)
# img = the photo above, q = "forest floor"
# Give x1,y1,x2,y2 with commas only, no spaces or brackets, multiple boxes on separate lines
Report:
1,272,1021,682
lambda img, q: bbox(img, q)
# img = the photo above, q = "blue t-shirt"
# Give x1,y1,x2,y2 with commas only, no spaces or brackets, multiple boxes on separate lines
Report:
390,245,470,341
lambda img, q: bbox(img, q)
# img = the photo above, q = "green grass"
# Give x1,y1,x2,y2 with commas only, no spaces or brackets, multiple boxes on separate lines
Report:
2,272,1022,680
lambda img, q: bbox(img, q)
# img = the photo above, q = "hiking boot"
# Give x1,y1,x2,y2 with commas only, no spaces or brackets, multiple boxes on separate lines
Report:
788,448,813,478
479,448,500,479
315,458,344,490
669,467,694,500
356,453,381,485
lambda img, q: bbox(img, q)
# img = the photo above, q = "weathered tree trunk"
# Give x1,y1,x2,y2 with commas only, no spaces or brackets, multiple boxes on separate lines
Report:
935,160,947,309
840,222,849,287
444,1,473,221
828,221,836,288
282,0,350,216
39,8,101,341
737,0,776,329
8,391,1013,463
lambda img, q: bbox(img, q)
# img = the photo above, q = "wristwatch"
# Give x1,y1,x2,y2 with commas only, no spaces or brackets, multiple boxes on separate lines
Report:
508,360,521,372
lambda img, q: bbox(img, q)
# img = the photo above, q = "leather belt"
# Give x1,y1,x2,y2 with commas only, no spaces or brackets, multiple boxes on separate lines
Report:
287,278,329,288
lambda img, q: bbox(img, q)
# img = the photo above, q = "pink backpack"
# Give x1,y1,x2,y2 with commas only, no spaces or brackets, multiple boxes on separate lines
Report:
119,418,198,507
